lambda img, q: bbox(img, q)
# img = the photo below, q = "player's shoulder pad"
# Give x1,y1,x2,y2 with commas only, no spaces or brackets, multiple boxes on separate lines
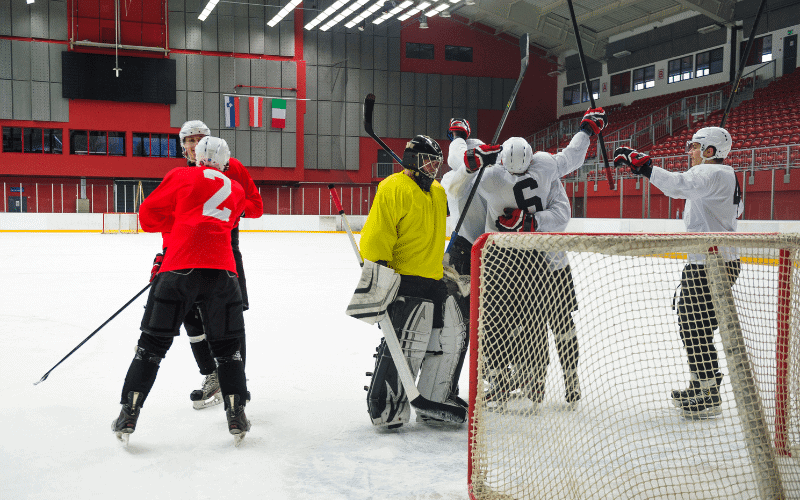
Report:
465,138,486,149
531,151,557,170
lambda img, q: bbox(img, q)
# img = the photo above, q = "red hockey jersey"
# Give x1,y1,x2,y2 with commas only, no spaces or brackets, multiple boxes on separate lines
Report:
140,166,246,274
226,157,263,225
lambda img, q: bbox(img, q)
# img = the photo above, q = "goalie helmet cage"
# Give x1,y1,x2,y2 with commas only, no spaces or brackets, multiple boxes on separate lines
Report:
468,233,800,500
101,212,140,234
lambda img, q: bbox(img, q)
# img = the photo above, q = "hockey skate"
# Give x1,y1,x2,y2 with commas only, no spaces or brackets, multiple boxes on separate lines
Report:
112,391,143,446
190,371,222,410
680,375,723,419
224,394,251,447
671,372,722,408
564,370,581,405
484,369,513,411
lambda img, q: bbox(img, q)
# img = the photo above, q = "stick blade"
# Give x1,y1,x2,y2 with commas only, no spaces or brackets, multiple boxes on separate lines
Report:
519,33,530,62
363,94,376,134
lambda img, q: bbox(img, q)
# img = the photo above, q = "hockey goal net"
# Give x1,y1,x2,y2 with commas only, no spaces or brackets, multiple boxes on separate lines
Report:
468,233,800,500
102,212,140,234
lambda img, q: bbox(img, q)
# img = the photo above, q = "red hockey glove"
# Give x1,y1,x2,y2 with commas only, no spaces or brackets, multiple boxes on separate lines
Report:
580,107,607,136
150,252,164,282
447,118,471,141
465,144,502,173
614,147,653,178
495,208,536,232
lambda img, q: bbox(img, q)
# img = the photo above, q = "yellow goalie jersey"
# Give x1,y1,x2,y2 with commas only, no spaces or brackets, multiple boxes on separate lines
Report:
359,172,447,280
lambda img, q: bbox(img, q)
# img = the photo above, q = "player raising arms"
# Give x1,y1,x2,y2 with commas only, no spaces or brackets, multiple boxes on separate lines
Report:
113,137,251,446
614,126,742,417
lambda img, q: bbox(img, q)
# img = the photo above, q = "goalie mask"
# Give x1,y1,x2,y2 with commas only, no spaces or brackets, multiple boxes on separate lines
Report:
179,120,211,160
402,135,443,192
195,136,231,172
686,127,732,163
500,137,533,175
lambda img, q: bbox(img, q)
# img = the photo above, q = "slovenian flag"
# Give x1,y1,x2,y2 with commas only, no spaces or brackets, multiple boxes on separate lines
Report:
249,97,263,127
271,98,286,128
224,96,239,128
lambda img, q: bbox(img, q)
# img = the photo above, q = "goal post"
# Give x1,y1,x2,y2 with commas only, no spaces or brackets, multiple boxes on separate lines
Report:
101,212,140,234
468,233,800,500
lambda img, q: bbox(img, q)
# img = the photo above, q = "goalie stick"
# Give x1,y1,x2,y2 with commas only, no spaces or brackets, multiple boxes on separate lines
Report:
566,0,614,191
328,185,467,424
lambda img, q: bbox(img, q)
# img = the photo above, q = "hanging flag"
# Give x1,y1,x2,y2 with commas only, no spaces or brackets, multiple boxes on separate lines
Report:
271,98,286,128
249,96,263,127
224,95,239,128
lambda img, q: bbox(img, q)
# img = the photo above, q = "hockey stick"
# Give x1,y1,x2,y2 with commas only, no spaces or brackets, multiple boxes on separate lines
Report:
444,33,530,256
566,0,614,191
328,185,467,424
363,94,404,166
34,283,152,385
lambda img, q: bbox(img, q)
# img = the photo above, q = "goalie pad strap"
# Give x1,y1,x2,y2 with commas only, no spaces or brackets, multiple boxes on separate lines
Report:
417,295,467,403
346,260,401,325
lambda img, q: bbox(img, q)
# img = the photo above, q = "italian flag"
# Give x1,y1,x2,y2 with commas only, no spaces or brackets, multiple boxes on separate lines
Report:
271,98,286,129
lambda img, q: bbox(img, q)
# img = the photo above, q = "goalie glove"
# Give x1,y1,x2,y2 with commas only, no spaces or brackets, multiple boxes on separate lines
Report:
149,252,164,282
345,260,401,325
465,144,502,173
495,208,536,232
614,147,653,178
447,118,471,141
580,107,607,136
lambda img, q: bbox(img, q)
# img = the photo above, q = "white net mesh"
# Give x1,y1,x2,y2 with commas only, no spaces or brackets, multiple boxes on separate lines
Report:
102,213,140,234
469,233,800,500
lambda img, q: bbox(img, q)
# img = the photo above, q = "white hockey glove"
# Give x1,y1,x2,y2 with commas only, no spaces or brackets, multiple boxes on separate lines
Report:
346,259,401,325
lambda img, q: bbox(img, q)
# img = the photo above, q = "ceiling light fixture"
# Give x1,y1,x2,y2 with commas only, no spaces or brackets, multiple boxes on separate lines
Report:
373,0,413,25
198,0,220,21
613,50,631,58
419,14,428,28
344,0,383,29
267,0,303,27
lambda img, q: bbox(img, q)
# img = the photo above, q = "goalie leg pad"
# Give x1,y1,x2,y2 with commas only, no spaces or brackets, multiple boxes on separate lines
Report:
418,295,468,403
366,296,434,427
347,260,401,325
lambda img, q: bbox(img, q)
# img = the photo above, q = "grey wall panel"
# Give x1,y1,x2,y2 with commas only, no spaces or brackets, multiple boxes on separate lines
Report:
371,103,387,138
331,66,346,101
400,106,414,138
172,90,187,127
11,0,30,38
374,36,387,71
318,101,332,135
186,54,203,91
332,33,346,66
234,17,249,53
305,100,317,135
230,0,247,17
204,93,220,129
414,72,426,102
360,33,374,70
265,59,281,89
387,104,400,138
414,106,426,136
331,134,344,170
12,80,31,120
346,33,360,69
220,57,235,93
220,129,235,155
453,106,465,124
466,108,478,138
0,40,11,80
317,65,332,100
387,71,400,106
491,78,504,110
478,77,492,109
440,107,452,135
248,1,264,21
304,31,317,66
251,59,267,87
235,58,250,87
49,0,67,40
345,136,359,172
387,36,400,71
49,83,67,122
169,0,185,12
186,0,202,13
234,130,251,164
30,42,49,82
0,0,10,36
452,75,466,104
30,1,48,38
400,72,415,105
31,80,49,121
279,19,294,57
466,77,479,109
169,11,185,50
185,15,202,50
359,69,373,98
387,19,401,38
426,107,441,140
249,18,265,54
281,61,295,91
440,74,452,108
217,16,234,53
12,40,30,80
282,133,296,168
0,79,12,119
201,16,218,52
426,74,440,107
317,31,332,66
48,44,64,83
187,91,204,122
203,56,219,93
373,70,388,103
284,99,296,133
346,68,360,103
318,135,332,169
304,135,317,169
251,130,267,166
331,100,345,139
306,65,317,100
238,96,249,128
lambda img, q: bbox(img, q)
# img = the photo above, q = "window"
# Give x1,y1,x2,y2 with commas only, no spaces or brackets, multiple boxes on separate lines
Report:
406,42,434,60
741,35,772,66
445,45,472,62
610,71,630,96
71,130,125,156
3,127,62,153
668,56,693,83
2,127,22,152
44,129,63,154
696,47,724,77
133,133,180,158
632,65,655,91
563,80,600,106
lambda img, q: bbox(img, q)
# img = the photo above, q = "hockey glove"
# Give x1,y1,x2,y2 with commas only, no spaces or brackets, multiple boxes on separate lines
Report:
580,107,607,136
150,252,164,282
447,118,471,141
495,208,536,232
614,147,653,178
465,144,502,173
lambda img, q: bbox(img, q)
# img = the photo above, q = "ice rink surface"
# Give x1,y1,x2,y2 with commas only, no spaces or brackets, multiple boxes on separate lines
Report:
0,232,471,500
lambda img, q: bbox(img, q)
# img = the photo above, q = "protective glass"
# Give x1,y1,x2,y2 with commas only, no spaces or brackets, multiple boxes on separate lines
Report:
418,153,443,179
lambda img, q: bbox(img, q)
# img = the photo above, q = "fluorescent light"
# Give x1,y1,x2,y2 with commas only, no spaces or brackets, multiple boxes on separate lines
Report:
321,0,372,30
373,0,413,25
344,0,383,28
305,0,349,30
26,0,34,4
425,3,449,16
399,3,432,21
697,24,721,34
268,0,303,27
613,50,631,58
198,0,220,21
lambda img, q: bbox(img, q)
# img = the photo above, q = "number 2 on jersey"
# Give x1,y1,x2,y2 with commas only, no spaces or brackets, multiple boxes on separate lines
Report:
203,169,232,222
513,177,544,213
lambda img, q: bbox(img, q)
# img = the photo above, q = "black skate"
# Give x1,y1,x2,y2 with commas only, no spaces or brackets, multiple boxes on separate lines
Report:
564,370,581,405
190,371,222,410
225,394,251,447
112,391,143,446
484,370,514,411
681,380,722,419
671,372,722,408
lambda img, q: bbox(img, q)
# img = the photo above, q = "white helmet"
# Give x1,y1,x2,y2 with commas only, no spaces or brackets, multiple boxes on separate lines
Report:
195,136,231,172
500,137,533,174
179,120,211,158
686,126,732,162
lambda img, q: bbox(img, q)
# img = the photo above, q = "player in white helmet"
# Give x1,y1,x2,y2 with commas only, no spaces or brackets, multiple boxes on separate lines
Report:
179,120,211,163
614,126,742,418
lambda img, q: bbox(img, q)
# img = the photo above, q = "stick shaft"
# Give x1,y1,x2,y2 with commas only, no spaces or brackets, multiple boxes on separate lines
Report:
328,184,363,266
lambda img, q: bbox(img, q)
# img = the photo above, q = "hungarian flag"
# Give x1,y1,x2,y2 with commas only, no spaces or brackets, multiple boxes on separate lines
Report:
249,96,263,127
224,96,239,128
271,98,286,128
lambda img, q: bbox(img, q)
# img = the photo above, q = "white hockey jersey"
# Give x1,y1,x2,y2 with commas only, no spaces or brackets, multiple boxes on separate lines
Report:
441,137,488,244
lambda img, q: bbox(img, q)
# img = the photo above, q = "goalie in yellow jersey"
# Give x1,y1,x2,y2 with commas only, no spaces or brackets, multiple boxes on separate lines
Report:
359,135,469,429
